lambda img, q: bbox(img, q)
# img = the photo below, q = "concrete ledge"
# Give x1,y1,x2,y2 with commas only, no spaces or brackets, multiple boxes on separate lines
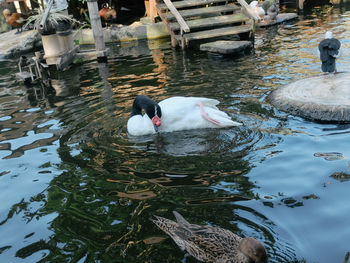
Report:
269,73,350,122
74,21,169,45
0,21,170,58
258,13,298,27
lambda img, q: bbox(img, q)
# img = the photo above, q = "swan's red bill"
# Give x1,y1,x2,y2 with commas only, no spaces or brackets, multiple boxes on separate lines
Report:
152,116,161,127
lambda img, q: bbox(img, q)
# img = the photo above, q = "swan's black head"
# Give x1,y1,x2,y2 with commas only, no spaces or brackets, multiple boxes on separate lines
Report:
131,95,162,132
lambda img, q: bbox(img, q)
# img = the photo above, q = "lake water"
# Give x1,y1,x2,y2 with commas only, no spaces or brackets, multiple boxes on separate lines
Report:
1,3,350,263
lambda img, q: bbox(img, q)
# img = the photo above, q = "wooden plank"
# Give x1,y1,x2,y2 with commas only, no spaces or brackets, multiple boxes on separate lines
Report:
87,0,107,58
149,0,157,21
169,14,248,31
163,0,190,32
163,4,240,21
177,24,251,42
157,0,234,11
145,0,158,21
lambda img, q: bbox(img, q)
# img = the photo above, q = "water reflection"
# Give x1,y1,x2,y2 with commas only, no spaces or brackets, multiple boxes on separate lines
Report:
1,4,350,263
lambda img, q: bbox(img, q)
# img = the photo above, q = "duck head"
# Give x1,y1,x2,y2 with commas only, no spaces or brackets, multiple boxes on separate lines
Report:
131,95,162,133
3,9,11,17
238,237,268,263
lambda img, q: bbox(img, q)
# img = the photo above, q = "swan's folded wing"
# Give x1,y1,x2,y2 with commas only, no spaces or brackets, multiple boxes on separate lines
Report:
159,97,219,108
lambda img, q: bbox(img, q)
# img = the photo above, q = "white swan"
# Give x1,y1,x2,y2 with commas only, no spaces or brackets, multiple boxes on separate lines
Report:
249,1,265,21
127,95,242,136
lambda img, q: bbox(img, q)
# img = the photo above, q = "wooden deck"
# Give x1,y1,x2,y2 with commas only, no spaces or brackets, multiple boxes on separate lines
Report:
155,0,256,48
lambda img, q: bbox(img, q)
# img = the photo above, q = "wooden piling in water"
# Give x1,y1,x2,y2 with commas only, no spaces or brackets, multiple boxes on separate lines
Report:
299,0,304,9
86,0,109,61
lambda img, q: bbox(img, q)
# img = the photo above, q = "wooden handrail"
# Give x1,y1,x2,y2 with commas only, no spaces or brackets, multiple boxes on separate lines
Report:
163,0,190,33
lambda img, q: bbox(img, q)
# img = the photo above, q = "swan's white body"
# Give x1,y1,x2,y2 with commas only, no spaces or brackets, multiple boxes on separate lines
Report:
127,97,241,136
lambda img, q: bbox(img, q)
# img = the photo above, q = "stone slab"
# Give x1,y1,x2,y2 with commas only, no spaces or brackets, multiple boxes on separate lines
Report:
269,73,350,122
200,40,252,54
258,13,298,27
0,29,41,58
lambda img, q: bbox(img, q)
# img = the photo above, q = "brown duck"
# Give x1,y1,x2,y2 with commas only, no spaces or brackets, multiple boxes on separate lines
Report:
2,9,27,34
151,211,268,263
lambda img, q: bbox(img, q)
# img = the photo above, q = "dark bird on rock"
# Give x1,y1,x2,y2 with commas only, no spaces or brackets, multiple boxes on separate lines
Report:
3,9,27,34
318,31,341,73
151,211,268,263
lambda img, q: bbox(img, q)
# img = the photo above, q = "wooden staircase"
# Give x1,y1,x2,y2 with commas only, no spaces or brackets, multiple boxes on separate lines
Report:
155,0,257,48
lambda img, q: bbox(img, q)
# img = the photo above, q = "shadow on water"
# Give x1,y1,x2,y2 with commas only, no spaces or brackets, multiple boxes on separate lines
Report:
1,3,350,263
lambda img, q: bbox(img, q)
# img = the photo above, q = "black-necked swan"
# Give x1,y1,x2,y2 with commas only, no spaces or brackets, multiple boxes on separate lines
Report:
127,95,242,136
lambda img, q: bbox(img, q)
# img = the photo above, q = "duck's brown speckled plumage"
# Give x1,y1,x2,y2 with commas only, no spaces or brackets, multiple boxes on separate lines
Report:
151,211,268,263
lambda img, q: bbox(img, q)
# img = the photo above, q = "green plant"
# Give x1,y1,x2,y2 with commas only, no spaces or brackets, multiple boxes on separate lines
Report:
24,8,81,31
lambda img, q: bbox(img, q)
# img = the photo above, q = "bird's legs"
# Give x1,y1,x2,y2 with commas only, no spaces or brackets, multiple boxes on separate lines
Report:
15,27,22,34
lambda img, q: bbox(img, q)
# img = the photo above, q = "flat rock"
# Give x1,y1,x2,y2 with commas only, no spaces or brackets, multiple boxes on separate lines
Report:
0,29,41,58
269,73,350,122
200,40,252,54
258,13,298,27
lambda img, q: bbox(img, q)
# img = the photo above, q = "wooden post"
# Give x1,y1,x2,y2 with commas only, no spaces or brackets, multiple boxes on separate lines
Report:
298,0,304,9
86,0,108,61
30,0,39,10
18,0,29,14
162,0,190,48
149,0,157,21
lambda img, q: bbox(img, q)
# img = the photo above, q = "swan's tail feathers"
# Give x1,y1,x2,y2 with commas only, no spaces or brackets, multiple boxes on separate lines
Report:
197,102,242,127
198,102,220,125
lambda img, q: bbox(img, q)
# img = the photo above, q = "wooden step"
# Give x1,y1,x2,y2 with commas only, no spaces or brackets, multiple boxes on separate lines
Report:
157,0,235,11
176,24,251,42
168,14,248,31
162,4,240,21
